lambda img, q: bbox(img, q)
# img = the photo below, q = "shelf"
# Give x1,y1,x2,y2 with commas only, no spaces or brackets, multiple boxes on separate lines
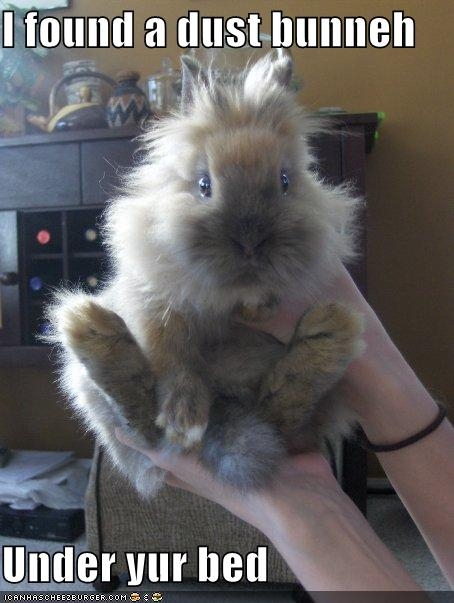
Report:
70,251,106,259
0,126,141,149
0,346,55,368
0,114,380,151
30,298,52,306
29,253,63,260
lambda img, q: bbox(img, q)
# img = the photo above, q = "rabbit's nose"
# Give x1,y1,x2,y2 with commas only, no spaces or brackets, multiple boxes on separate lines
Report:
230,236,252,256
241,242,255,258
230,236,268,258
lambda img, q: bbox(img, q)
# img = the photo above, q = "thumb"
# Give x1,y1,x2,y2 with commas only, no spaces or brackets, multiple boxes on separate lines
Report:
114,427,202,477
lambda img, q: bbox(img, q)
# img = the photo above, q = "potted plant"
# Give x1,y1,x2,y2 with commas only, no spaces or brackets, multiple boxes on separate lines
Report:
0,2,48,136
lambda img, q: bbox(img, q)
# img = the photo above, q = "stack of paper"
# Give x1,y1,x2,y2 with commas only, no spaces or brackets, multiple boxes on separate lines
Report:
0,450,91,510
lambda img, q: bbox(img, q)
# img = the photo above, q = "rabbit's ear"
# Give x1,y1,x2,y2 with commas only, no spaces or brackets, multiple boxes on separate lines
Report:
244,48,293,93
271,48,293,88
180,55,208,111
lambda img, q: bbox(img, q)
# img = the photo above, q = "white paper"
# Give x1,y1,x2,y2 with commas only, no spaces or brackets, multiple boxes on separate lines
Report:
0,458,91,510
0,450,74,484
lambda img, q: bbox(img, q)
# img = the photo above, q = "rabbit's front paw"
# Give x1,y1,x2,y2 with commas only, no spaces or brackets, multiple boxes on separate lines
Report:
156,374,211,448
56,296,132,363
294,303,364,362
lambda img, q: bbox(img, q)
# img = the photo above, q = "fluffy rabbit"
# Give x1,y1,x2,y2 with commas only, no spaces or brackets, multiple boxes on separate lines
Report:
49,49,364,498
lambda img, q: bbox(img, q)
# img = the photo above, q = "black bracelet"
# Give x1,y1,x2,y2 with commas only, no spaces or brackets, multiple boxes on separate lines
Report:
357,402,447,453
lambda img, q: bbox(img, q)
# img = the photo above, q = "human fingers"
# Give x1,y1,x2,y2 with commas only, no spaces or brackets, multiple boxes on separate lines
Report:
115,428,225,493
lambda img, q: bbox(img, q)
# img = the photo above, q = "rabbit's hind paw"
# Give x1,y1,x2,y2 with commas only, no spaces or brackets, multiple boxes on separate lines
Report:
55,295,131,363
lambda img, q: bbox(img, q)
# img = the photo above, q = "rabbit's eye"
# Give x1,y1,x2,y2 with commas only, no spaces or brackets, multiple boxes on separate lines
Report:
280,170,290,194
198,175,212,198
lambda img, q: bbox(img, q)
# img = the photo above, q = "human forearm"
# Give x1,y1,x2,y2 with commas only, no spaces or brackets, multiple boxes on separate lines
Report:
341,323,454,586
347,355,454,585
252,265,454,588
376,419,454,588
263,479,422,592
346,351,439,444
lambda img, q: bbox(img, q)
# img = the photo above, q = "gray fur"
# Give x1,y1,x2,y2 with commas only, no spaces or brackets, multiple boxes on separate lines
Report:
201,402,285,492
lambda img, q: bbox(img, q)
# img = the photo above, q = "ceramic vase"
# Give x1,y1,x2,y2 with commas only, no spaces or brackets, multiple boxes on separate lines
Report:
107,70,151,128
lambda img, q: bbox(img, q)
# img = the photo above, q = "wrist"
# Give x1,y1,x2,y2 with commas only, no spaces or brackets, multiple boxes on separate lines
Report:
344,353,439,444
259,468,346,545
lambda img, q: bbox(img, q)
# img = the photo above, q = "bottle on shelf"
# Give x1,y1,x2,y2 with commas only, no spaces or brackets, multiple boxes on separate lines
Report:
36,322,52,337
29,276,44,292
86,274,99,289
36,229,51,246
24,211,62,255
84,228,98,243
29,270,60,293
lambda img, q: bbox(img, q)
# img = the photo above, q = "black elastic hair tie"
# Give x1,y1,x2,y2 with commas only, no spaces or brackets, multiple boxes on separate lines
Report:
358,402,447,453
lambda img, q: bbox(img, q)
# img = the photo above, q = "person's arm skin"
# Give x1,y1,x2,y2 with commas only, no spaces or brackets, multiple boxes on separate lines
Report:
116,432,423,593
248,264,454,587
327,268,454,588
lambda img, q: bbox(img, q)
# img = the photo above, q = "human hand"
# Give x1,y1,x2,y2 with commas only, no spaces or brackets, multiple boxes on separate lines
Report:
115,427,342,544
238,263,378,345
115,429,423,591
242,263,437,438
234,265,372,416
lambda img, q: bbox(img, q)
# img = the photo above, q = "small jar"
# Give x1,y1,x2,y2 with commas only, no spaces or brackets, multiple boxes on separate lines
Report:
147,58,181,115
107,70,151,128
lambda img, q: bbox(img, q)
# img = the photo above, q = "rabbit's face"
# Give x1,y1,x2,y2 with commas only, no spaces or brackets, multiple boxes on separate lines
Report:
177,123,323,295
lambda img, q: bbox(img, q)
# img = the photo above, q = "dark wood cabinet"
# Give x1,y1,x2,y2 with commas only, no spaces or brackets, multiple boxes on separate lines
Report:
0,115,378,512
0,127,140,355
311,131,343,186
0,127,140,210
0,211,20,345
81,137,140,205
0,143,81,209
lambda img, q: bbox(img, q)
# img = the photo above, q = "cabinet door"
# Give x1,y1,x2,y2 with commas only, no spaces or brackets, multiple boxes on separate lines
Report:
314,127,369,515
0,212,20,345
313,127,367,293
339,126,368,515
0,143,81,209
311,132,343,186
341,125,367,295
81,138,140,205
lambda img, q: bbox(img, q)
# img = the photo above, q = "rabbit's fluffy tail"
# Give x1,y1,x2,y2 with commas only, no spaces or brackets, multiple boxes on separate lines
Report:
200,401,285,492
